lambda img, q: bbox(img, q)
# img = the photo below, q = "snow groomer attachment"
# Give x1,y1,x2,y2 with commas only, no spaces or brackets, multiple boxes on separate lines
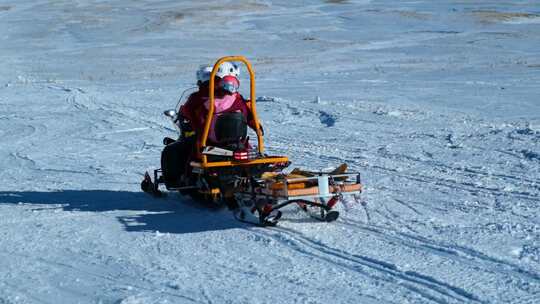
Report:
142,56,364,226
234,164,363,226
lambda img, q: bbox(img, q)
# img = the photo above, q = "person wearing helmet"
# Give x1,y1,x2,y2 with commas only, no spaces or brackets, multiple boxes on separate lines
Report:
203,74,259,145
178,64,215,131
161,64,215,189
180,62,259,140
180,62,240,132
161,62,256,189
216,61,240,78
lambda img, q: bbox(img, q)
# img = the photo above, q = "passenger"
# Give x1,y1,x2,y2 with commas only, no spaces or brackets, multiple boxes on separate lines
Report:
181,62,259,145
204,74,258,146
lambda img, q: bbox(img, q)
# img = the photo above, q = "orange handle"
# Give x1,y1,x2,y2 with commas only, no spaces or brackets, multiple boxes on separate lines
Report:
200,56,264,166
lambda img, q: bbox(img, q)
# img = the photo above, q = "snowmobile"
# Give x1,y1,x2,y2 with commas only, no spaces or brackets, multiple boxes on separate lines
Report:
141,56,363,226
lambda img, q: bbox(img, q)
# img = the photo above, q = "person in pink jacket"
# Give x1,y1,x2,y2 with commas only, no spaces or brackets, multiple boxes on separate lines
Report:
162,63,258,188
180,63,257,141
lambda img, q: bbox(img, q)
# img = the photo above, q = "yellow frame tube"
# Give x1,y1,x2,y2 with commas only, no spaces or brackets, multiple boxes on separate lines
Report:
200,56,264,167
190,156,290,169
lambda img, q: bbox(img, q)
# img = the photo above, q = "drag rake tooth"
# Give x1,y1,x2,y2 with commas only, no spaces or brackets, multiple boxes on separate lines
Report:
233,207,281,227
141,172,164,198
324,210,340,222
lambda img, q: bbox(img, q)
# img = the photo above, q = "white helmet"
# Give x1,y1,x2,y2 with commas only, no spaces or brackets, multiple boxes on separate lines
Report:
216,62,240,78
196,65,213,84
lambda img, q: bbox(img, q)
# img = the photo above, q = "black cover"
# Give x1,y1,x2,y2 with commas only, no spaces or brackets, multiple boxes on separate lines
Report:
215,112,247,144
161,137,194,189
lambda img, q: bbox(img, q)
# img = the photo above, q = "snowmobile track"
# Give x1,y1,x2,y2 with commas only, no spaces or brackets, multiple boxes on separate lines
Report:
0,249,205,303
254,227,482,304
340,219,540,284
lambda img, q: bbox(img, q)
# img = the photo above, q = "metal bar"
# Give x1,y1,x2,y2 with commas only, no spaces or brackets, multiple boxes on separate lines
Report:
284,173,360,183
280,192,361,201
271,199,331,211
201,56,264,166
235,191,361,202
190,156,289,168
168,186,198,191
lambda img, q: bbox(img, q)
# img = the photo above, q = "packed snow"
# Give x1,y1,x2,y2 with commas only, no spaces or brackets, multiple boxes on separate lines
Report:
1,0,539,303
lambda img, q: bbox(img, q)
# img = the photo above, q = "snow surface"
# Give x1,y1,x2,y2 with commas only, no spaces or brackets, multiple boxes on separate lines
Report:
1,0,540,303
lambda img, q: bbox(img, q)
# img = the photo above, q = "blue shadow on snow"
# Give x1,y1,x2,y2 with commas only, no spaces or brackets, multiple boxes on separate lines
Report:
0,190,242,234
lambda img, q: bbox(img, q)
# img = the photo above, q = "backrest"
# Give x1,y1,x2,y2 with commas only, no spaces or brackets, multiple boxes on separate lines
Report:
214,112,247,144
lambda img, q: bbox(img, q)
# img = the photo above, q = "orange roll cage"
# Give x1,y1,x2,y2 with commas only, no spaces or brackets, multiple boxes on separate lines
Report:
192,56,288,169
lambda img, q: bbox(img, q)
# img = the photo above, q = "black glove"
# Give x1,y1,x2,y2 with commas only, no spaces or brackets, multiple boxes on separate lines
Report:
178,115,195,138
180,118,192,133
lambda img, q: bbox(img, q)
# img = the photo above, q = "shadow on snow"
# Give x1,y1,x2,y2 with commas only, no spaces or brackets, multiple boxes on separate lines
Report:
0,190,243,234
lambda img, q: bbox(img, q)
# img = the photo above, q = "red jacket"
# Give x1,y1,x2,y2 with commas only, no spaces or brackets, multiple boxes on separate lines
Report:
180,89,208,131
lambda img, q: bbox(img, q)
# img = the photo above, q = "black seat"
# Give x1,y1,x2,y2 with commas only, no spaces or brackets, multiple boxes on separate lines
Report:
214,112,247,147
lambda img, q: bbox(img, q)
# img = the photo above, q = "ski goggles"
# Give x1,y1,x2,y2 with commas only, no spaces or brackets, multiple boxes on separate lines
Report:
222,82,239,93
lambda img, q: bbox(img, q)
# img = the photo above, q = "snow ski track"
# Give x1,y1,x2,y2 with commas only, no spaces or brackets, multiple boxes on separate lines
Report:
340,219,540,284
269,98,540,200
10,151,37,169
0,121,38,143
289,141,540,204
371,148,540,194
0,249,204,304
95,100,173,134
288,138,539,201
368,164,540,203
254,227,482,304
278,144,540,203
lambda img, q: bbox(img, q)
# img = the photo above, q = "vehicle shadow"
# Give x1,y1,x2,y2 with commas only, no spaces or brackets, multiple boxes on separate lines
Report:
0,190,243,234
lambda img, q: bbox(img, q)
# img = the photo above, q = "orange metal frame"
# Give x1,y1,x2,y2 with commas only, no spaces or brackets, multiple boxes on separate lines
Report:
193,56,288,169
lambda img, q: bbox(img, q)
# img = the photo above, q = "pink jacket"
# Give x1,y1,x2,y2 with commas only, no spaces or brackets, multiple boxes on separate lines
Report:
180,90,256,144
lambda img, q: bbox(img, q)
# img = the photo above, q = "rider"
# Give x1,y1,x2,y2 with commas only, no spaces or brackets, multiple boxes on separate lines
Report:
178,64,214,135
